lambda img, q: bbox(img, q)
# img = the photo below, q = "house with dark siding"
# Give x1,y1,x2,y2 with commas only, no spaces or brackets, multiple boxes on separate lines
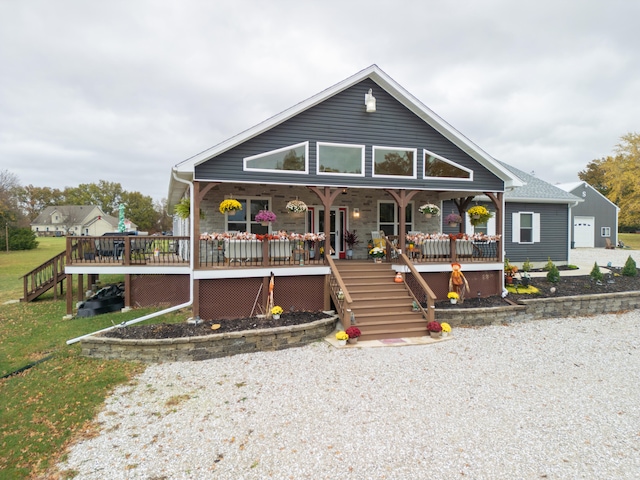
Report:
63,65,584,339
557,181,619,249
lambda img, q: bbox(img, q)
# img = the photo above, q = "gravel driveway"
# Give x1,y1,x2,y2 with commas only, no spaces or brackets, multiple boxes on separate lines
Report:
58,308,640,479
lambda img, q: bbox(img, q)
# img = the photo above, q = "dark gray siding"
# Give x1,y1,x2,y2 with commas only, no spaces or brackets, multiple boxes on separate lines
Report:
195,79,504,192
569,185,618,248
505,202,569,263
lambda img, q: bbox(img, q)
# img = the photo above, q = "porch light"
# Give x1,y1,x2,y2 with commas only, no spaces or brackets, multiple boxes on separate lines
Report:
365,88,376,112
353,208,360,218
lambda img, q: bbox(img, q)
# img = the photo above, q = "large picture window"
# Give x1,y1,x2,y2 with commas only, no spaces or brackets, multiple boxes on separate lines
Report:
372,146,416,178
227,198,271,234
244,142,308,174
423,149,472,180
317,142,364,176
378,201,413,235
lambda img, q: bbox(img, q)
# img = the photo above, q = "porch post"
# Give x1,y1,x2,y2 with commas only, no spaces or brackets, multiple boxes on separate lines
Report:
194,182,218,269
384,189,419,253
454,197,474,234
308,186,342,259
486,191,504,295
124,274,131,308
66,273,73,315
77,274,84,302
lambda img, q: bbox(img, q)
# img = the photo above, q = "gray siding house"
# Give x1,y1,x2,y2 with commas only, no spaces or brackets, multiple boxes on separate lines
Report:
557,181,619,249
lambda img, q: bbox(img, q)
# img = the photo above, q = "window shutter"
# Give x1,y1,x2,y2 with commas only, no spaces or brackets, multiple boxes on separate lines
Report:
534,213,541,242
512,212,520,242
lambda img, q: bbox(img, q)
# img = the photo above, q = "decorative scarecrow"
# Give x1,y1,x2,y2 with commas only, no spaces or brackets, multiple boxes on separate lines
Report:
449,262,470,303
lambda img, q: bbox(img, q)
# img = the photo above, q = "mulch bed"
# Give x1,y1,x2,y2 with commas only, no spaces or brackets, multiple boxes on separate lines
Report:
102,311,332,340
102,270,640,338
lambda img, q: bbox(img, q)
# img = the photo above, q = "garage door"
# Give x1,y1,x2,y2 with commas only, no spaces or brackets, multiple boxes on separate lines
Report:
574,216,594,248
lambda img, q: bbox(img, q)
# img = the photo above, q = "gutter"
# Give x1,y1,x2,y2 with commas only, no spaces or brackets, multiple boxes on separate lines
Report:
67,169,195,345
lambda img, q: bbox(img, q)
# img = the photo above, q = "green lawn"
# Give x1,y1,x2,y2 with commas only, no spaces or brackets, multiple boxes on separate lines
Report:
0,240,188,479
618,233,640,250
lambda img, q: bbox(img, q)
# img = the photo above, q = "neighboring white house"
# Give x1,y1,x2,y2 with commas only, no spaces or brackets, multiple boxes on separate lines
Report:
31,205,138,237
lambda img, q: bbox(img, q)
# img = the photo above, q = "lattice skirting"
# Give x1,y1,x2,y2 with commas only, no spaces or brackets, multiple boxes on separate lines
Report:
131,274,190,308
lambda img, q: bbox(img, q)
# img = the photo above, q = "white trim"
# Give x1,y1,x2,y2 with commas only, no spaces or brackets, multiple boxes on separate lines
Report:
65,266,191,275
372,145,418,179
316,142,365,177
194,266,330,279
243,141,309,174
533,213,541,242
423,148,473,181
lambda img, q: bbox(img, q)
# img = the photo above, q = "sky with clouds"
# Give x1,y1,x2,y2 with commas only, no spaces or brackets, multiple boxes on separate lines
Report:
1,0,639,202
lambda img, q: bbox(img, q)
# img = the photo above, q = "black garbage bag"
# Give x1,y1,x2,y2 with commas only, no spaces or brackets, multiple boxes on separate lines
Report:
76,283,125,318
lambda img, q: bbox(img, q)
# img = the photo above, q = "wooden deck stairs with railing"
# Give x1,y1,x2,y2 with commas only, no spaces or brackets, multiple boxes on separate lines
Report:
21,250,67,303
334,261,428,340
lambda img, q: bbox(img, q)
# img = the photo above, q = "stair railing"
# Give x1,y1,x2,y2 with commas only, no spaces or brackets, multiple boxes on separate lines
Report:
21,250,67,302
325,255,353,329
396,252,436,324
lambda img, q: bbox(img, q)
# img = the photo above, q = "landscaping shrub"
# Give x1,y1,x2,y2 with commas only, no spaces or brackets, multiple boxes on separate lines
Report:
546,262,560,283
0,227,39,250
590,262,603,282
622,256,637,277
543,257,554,271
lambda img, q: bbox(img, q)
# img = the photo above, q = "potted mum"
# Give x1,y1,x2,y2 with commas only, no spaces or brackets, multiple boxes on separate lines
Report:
255,209,277,226
447,291,459,304
467,205,492,226
335,330,349,346
286,199,308,214
344,230,360,259
444,212,462,227
219,198,242,215
369,246,385,263
271,305,283,320
418,203,440,218
441,322,452,337
345,326,361,344
427,321,442,339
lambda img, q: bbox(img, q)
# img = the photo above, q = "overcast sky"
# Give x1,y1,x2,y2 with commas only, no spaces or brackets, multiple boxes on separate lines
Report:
1,0,639,202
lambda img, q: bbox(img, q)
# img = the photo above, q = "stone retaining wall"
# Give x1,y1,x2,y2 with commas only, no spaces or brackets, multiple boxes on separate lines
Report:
435,291,640,327
81,316,337,363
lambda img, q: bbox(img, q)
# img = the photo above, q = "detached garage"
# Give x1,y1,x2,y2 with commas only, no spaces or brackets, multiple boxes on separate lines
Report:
558,182,619,249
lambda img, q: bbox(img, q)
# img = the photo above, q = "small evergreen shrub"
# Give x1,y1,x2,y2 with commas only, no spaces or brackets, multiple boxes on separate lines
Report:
546,263,560,283
543,257,554,271
590,262,603,282
522,258,532,272
621,256,637,277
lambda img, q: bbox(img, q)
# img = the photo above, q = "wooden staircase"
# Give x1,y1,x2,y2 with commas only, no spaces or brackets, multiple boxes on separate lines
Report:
335,261,428,340
21,251,67,302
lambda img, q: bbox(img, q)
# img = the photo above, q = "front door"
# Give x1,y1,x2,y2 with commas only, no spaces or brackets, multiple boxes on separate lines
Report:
310,207,347,259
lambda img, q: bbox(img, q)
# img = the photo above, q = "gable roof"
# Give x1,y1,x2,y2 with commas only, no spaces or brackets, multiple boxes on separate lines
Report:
556,181,619,211
170,65,523,200
501,164,582,204
31,205,102,226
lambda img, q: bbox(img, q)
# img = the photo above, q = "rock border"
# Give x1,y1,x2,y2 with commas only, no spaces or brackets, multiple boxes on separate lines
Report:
80,315,337,363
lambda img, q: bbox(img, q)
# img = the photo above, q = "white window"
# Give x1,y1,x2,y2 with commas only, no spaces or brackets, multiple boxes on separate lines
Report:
378,201,413,235
423,149,472,180
372,146,417,178
601,227,611,237
316,142,365,176
244,142,308,174
227,198,272,234
512,212,541,244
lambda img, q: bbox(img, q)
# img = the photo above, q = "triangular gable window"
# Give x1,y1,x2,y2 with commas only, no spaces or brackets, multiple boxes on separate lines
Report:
244,142,308,174
424,149,472,180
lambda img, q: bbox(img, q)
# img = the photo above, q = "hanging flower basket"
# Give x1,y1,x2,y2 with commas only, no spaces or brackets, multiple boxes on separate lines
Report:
444,213,462,227
255,210,277,224
467,205,492,226
286,199,308,213
219,199,242,214
418,203,440,217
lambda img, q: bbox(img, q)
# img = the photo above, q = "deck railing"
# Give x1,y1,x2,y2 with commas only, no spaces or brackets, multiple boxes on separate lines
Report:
199,239,325,268
67,236,190,266
325,255,354,329
21,250,67,302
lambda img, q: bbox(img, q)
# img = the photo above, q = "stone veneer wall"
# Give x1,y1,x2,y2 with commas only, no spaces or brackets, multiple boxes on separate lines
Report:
436,291,640,327
81,315,337,363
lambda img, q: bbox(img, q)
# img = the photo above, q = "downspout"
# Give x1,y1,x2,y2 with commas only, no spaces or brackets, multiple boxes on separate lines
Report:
67,169,195,345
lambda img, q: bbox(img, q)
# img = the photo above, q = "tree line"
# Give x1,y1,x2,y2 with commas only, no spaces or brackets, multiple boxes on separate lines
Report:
0,173,172,234
579,132,640,231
